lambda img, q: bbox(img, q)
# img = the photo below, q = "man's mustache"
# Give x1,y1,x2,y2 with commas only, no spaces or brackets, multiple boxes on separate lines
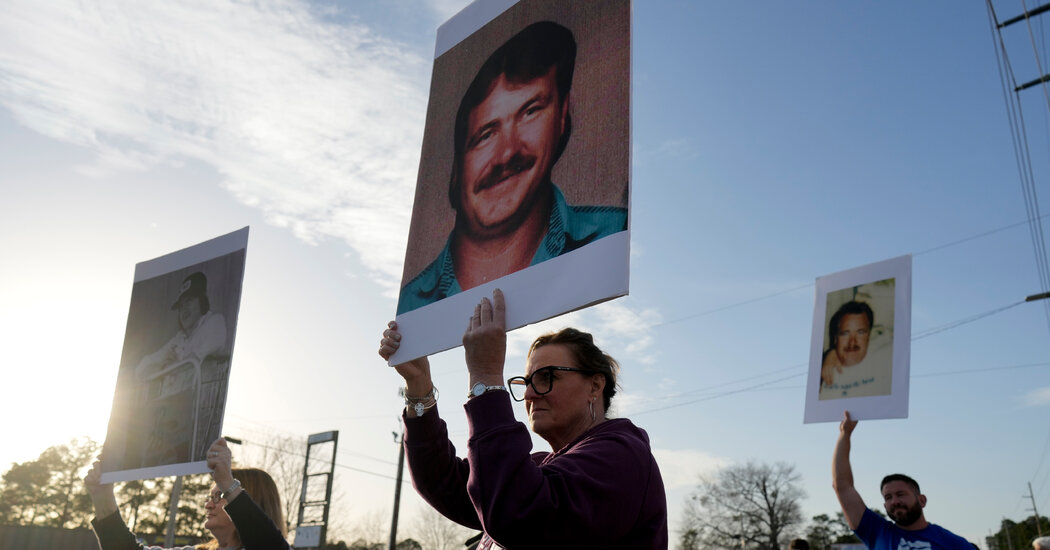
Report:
474,153,537,192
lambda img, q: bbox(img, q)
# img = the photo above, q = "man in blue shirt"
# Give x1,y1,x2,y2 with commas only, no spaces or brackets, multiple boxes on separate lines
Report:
832,411,972,550
397,21,626,315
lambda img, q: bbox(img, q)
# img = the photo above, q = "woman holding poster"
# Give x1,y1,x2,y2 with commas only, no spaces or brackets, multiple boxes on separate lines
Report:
379,289,668,549
85,438,289,550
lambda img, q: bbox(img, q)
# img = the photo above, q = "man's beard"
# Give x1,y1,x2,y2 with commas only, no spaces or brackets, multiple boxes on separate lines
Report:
890,502,923,526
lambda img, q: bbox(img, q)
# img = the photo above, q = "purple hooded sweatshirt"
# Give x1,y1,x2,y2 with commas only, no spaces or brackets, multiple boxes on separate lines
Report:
403,390,668,549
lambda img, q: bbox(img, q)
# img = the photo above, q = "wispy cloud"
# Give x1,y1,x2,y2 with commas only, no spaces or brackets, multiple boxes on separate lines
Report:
502,296,663,368
633,137,698,169
651,448,729,490
0,0,442,292
1021,386,1050,407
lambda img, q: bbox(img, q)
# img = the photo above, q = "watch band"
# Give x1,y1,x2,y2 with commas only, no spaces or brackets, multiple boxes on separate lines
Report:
220,478,241,500
469,382,507,399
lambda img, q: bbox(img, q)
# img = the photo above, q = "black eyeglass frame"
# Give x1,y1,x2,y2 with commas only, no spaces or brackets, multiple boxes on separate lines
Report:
507,366,587,402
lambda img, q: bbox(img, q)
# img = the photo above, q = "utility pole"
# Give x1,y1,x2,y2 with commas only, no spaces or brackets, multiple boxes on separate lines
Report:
1027,481,1044,537
388,429,406,550
163,476,183,548
994,3,1050,91
1003,517,1015,550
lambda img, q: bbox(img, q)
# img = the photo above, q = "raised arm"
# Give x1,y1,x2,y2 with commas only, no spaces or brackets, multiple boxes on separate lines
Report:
379,321,479,528
379,321,433,418
832,410,866,529
85,458,149,550
84,458,119,520
462,288,507,390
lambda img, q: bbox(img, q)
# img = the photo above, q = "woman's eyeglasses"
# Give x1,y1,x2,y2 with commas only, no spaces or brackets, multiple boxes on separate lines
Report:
507,366,586,401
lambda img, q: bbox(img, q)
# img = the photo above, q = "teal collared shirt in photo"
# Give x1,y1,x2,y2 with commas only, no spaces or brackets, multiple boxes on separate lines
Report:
397,184,627,315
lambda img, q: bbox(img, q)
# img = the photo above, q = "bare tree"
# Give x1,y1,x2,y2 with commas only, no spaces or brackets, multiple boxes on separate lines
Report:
410,504,477,550
681,461,806,550
235,432,306,534
347,506,389,546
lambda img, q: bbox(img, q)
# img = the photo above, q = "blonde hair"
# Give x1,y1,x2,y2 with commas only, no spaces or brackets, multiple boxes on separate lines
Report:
197,467,287,549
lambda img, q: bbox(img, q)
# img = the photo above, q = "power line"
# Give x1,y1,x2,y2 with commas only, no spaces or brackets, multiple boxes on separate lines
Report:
236,436,407,484
626,296,1047,416
910,214,1048,256
913,361,1050,378
656,363,805,400
631,372,803,416
912,301,1026,340
1033,424,1050,498
986,0,1050,336
628,359,1050,416
648,213,1049,330
1019,0,1050,112
649,283,812,328
239,429,397,467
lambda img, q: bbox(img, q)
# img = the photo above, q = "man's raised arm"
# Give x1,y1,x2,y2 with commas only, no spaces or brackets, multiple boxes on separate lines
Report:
832,410,867,529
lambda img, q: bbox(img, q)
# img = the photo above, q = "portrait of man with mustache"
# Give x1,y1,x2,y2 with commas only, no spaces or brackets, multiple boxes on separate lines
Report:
818,285,895,401
397,19,628,315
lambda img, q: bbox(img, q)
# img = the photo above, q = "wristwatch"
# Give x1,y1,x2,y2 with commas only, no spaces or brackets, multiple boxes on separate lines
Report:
220,478,242,500
469,382,507,399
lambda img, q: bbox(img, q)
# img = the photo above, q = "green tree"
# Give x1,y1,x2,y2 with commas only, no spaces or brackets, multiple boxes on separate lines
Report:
986,515,1050,550
343,538,421,550
681,461,806,550
678,527,702,550
0,437,220,544
0,459,52,524
173,473,213,539
806,514,836,550
832,511,862,544
120,479,154,532
0,437,98,527
124,476,177,539
806,512,860,550
40,437,99,527
396,538,422,550
346,540,382,550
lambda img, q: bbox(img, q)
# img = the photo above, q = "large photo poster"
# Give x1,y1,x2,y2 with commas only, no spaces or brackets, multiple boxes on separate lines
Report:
804,255,912,423
391,0,632,363
101,227,248,483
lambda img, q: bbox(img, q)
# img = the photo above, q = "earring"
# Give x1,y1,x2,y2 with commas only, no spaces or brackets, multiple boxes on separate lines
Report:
589,399,595,421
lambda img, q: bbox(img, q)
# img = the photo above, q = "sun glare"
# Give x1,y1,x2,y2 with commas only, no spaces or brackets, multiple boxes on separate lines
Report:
0,293,122,467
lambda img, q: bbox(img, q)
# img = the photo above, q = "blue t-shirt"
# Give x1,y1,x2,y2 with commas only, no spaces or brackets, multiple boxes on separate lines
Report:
854,508,971,550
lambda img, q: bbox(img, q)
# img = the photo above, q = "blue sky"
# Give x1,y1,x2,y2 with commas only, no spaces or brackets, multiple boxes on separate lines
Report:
2,0,1049,546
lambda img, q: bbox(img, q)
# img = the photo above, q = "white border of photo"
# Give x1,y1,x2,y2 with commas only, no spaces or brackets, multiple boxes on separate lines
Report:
100,227,249,484
803,254,911,424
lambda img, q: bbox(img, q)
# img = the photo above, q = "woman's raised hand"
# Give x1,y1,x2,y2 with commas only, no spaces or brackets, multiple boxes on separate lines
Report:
380,321,433,396
462,289,507,383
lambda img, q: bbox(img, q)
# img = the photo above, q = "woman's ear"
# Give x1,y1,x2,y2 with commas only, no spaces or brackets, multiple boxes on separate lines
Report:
590,373,605,398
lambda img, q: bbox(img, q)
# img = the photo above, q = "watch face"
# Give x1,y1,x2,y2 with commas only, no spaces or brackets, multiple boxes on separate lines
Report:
472,382,485,396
